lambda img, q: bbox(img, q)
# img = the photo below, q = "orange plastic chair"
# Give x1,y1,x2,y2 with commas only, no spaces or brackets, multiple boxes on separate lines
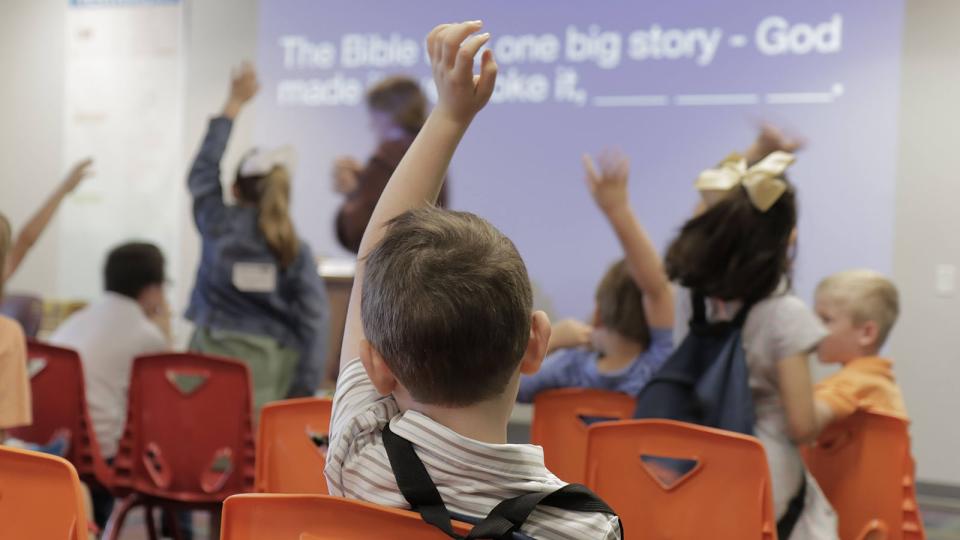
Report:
0,446,89,539
104,353,256,540
9,341,112,488
255,397,333,494
804,411,926,540
584,419,776,539
220,494,472,539
530,388,636,483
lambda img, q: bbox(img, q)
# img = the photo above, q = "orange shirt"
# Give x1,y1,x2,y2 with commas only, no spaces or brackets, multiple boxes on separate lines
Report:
0,316,31,430
815,357,907,421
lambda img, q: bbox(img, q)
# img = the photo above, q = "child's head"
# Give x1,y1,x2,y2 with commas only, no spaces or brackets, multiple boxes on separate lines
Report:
360,206,550,407
366,76,427,139
815,270,899,363
235,149,299,269
105,242,166,313
665,175,797,305
593,259,650,350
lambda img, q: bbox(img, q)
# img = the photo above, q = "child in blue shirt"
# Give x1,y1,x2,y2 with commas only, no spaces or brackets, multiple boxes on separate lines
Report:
518,151,674,402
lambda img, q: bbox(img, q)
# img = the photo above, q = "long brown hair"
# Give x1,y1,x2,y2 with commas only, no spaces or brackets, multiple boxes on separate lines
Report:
665,182,797,305
235,166,299,268
0,214,10,297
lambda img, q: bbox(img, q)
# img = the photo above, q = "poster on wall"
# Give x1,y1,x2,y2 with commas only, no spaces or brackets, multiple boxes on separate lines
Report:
256,0,904,319
60,0,183,300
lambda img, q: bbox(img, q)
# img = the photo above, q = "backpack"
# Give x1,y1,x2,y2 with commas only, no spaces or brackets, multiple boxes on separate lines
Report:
381,425,623,540
633,292,755,435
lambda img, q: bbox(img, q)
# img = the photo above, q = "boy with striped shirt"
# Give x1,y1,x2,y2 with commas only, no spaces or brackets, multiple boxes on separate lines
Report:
326,21,621,540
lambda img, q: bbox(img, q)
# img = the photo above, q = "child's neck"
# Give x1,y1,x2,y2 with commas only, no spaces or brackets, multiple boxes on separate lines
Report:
396,392,514,445
842,348,883,365
596,332,645,373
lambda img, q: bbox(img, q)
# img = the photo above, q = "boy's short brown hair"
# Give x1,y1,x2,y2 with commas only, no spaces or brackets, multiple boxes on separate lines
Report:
361,207,533,406
595,259,650,349
367,76,427,135
816,269,900,347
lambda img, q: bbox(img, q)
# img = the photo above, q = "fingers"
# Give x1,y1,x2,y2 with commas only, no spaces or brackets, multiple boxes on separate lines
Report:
475,49,498,105
426,24,450,65
454,31,491,80
439,20,483,69
582,154,600,183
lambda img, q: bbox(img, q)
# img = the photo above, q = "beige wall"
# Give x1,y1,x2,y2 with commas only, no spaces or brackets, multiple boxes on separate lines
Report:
891,0,960,485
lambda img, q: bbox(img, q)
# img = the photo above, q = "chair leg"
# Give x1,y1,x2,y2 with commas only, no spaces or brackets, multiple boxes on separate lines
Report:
145,504,160,540
210,505,222,538
102,494,141,540
162,506,186,540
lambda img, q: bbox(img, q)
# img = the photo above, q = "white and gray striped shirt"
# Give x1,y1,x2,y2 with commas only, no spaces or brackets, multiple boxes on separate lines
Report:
326,360,621,540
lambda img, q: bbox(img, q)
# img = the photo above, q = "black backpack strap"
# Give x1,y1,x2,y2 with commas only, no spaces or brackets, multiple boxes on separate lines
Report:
776,477,807,539
382,424,463,538
382,424,623,540
691,292,707,324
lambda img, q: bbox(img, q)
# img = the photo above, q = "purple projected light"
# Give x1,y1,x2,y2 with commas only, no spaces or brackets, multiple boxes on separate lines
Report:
255,1,904,319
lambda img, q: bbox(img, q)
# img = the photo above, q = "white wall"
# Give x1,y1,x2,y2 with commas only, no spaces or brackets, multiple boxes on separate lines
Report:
0,1,66,296
0,0,957,485
891,0,960,485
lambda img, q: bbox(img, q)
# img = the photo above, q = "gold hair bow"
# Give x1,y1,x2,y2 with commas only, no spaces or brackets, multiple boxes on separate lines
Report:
694,151,795,212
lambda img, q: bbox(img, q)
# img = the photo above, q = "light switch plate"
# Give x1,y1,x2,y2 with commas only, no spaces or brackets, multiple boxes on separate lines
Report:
936,264,956,297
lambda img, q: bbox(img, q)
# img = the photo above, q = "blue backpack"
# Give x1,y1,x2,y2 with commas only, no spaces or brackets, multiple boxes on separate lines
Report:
633,292,755,435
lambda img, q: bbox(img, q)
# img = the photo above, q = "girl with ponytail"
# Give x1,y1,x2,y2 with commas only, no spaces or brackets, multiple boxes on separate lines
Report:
185,63,329,413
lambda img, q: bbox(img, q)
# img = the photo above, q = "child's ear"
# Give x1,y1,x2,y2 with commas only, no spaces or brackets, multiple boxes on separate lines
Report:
360,339,398,396
520,311,551,375
858,320,880,349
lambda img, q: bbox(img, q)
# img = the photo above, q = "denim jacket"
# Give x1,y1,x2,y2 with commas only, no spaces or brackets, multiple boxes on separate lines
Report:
186,116,329,395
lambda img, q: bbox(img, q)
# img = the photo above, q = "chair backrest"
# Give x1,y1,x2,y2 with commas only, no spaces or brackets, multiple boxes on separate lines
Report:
585,419,776,539
8,341,111,487
220,494,472,539
112,353,255,502
0,446,89,539
530,388,636,483
0,294,43,338
803,411,926,540
255,397,333,494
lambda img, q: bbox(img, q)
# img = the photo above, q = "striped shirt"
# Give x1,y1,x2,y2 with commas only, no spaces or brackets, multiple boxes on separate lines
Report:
327,360,621,540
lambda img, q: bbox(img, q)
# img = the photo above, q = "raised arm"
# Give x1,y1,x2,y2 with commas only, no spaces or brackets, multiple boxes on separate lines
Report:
4,159,92,280
583,150,674,329
188,63,259,236
745,123,805,165
339,21,497,372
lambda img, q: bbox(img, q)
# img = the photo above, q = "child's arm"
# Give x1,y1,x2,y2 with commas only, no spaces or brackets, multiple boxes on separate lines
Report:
583,150,674,329
4,159,93,280
778,354,820,444
547,319,593,355
339,21,496,372
188,63,259,236
745,124,804,165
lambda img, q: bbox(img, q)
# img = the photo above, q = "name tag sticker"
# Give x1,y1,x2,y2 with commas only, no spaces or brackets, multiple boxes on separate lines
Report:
232,262,278,293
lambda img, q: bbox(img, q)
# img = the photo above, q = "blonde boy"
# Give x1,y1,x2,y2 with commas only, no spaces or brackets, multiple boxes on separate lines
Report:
814,269,907,426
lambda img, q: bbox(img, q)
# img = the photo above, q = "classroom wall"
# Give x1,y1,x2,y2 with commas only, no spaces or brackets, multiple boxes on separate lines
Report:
890,0,960,486
0,1,66,296
0,0,956,485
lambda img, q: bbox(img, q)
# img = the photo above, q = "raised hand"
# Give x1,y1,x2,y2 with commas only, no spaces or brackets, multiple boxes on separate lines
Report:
223,62,260,119
748,123,805,163
61,158,93,193
583,149,630,216
426,21,498,124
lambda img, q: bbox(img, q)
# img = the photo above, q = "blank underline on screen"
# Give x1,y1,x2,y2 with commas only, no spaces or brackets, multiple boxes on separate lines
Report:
765,92,836,104
592,95,669,107
675,93,759,106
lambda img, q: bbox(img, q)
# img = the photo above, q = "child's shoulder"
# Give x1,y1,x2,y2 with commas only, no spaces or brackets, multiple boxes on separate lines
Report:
0,316,25,339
